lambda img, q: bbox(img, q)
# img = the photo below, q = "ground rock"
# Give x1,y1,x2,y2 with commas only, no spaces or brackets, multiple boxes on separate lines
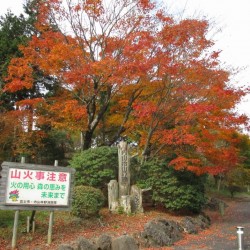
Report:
181,213,210,234
141,218,183,247
181,217,198,234
111,235,139,250
57,244,75,250
195,213,211,229
96,234,112,250
77,237,96,250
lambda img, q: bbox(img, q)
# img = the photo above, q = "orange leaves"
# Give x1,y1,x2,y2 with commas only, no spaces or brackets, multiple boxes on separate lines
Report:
3,79,32,92
49,99,87,131
16,98,44,109
2,0,248,168
84,0,104,17
169,156,203,175
159,18,210,51
26,32,78,76
202,166,228,176
159,127,197,146
4,58,33,92
12,130,47,158
156,10,174,24
185,103,215,115
138,0,155,10
133,102,158,122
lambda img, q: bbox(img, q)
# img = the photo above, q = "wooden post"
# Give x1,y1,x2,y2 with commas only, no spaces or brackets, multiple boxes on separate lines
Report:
47,160,57,244
11,210,19,249
54,160,58,167
11,157,25,248
27,216,30,233
21,157,25,164
47,211,54,244
32,219,35,234
219,202,225,216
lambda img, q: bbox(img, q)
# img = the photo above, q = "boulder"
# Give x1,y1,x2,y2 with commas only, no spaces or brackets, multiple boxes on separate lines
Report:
111,235,139,250
195,213,210,229
180,217,198,234
141,218,183,247
77,237,96,250
57,244,75,250
96,234,112,250
181,213,210,234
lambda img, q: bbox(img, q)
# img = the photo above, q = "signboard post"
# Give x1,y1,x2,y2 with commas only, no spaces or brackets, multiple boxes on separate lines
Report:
11,157,25,249
12,208,19,249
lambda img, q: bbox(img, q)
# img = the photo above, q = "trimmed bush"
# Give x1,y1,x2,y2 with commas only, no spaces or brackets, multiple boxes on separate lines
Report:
72,185,105,218
69,146,118,189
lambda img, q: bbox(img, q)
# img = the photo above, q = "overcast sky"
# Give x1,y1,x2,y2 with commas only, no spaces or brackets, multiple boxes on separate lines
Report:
165,0,250,118
0,0,249,119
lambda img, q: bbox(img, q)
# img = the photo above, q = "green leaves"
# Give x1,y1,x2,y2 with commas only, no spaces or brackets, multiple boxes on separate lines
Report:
69,146,118,188
137,159,207,213
71,185,105,218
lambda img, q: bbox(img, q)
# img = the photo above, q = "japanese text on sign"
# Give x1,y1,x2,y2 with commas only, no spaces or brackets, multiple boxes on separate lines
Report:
6,168,71,206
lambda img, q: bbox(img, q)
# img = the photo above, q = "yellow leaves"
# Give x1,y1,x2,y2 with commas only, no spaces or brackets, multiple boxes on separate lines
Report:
106,113,123,127
106,99,130,127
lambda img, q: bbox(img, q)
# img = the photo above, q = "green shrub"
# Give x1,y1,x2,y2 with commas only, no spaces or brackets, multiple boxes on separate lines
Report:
69,146,118,189
71,185,105,218
138,160,207,213
226,167,249,197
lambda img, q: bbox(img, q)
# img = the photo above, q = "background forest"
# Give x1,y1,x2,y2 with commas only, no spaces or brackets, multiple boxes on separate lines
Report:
0,0,250,213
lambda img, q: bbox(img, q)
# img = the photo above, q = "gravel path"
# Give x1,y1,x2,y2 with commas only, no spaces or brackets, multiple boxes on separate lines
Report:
172,196,250,250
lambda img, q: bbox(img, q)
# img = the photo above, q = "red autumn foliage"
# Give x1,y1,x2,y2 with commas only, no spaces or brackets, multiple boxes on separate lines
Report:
2,0,249,174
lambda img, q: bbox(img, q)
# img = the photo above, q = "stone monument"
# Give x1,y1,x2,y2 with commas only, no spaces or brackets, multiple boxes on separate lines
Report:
118,140,130,198
108,140,144,214
107,180,119,212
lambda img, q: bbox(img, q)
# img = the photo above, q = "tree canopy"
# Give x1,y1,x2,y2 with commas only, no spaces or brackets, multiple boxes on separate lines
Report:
2,0,249,174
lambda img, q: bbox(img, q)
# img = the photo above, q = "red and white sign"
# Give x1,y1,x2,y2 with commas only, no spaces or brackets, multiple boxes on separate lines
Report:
6,168,71,206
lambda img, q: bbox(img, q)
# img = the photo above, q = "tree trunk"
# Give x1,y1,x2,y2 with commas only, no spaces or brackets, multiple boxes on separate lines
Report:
83,130,94,150
29,210,36,231
217,174,223,191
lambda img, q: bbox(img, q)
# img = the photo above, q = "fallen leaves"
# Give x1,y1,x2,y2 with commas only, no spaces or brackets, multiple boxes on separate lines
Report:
1,198,248,250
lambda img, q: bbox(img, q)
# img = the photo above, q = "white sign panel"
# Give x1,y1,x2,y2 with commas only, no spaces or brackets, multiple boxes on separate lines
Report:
6,168,71,206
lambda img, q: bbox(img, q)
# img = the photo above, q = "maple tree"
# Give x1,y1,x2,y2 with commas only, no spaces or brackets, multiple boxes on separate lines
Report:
3,0,249,175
